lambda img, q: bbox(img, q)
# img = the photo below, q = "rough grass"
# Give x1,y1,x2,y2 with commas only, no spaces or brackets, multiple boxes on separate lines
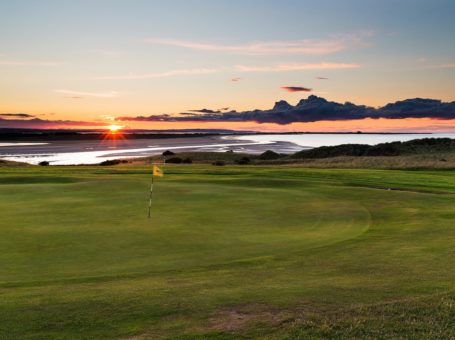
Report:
130,151,455,169
134,151,252,164
280,153,455,169
0,165,454,338
0,159,31,167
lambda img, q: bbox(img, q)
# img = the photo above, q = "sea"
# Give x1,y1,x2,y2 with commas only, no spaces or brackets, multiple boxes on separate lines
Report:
1,133,454,165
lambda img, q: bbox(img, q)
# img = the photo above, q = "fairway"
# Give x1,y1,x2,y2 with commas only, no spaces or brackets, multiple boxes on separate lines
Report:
0,165,454,338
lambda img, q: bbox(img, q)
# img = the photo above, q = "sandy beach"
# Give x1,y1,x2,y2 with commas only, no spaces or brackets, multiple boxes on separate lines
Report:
0,135,303,165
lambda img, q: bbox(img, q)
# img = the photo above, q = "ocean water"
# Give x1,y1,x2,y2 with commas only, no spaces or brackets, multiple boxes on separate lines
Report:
1,133,454,165
234,133,455,148
0,139,271,165
0,142,49,147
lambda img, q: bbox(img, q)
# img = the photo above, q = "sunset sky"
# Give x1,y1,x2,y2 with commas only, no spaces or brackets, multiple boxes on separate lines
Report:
1,0,454,132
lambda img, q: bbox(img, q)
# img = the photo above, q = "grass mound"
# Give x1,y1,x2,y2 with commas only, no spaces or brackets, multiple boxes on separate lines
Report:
292,137,455,158
0,159,30,167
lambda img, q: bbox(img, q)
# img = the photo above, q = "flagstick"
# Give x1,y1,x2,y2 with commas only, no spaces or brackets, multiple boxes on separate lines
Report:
148,175,154,218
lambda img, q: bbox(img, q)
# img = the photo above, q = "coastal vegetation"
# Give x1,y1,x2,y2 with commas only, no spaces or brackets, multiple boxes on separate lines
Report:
133,138,455,169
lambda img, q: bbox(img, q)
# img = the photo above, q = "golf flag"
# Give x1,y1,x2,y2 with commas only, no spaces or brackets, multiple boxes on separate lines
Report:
153,165,164,177
148,164,163,218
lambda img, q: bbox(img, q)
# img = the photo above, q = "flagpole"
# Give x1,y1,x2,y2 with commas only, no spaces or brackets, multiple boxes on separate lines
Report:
148,175,154,218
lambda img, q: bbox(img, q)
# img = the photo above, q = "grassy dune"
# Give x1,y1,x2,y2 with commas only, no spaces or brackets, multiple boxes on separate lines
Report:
135,139,455,169
0,165,454,338
0,159,31,167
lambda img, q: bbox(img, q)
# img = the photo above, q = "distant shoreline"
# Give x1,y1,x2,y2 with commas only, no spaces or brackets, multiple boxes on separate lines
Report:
1,133,453,166
0,129,432,142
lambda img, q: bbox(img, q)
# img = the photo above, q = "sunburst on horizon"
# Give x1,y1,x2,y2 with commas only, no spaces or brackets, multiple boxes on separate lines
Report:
107,124,123,133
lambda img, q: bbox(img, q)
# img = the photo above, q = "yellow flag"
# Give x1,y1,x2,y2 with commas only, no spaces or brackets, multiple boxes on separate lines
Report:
153,165,164,177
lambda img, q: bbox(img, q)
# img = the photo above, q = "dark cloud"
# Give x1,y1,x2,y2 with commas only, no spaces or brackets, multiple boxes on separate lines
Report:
316,76,329,80
184,107,230,114
188,108,222,114
231,77,243,82
380,98,455,119
115,114,172,122
0,113,35,118
178,112,198,116
0,117,106,128
176,107,230,116
281,86,312,92
115,96,455,125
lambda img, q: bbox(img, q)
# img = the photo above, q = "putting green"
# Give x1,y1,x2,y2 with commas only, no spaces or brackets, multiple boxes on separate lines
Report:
0,165,454,338
0,174,369,283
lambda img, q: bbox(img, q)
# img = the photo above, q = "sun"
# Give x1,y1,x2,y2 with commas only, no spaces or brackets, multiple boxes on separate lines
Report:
104,124,124,139
102,124,125,141
107,124,122,133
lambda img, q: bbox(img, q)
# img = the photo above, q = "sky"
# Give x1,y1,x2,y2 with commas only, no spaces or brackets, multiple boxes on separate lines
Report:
0,0,454,132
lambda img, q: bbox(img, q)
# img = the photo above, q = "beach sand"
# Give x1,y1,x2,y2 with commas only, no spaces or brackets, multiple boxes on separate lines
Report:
0,135,304,165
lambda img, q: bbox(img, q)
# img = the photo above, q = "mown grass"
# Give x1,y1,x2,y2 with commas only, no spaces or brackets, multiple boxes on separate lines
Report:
0,165,454,339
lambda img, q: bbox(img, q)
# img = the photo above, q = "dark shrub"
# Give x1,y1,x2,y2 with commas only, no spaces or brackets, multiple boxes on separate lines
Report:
99,159,124,166
366,142,401,156
162,150,175,156
292,138,455,159
236,157,251,165
166,157,182,164
182,158,192,164
38,161,50,166
292,144,370,159
258,150,281,160
212,161,225,166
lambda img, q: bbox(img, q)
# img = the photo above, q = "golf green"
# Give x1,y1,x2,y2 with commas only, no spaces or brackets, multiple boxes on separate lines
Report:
0,165,454,338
